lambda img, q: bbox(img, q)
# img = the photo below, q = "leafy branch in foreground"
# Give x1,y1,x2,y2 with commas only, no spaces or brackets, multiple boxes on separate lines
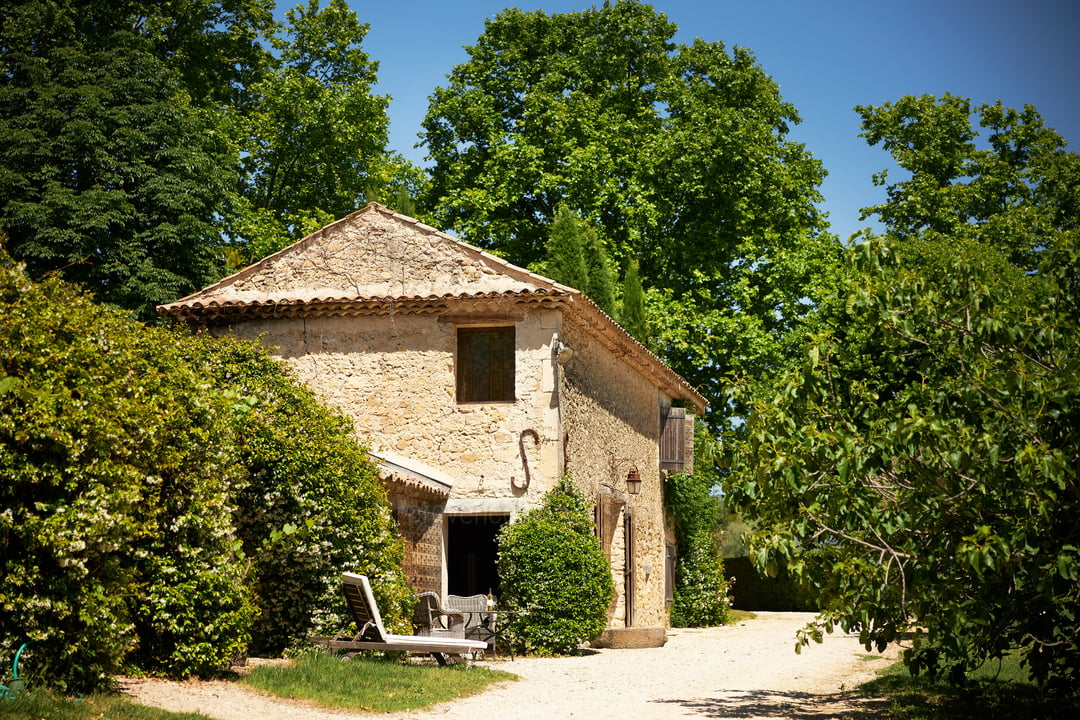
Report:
728,232,1079,692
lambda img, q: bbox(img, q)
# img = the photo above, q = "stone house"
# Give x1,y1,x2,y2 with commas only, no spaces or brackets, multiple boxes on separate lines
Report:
159,203,706,641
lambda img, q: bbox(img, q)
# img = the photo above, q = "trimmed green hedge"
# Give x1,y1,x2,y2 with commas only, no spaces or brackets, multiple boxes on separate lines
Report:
724,556,819,611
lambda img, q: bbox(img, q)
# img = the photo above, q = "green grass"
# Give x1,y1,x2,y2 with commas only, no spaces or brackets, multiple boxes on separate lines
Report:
726,609,757,624
243,651,517,713
0,691,211,720
860,657,1079,720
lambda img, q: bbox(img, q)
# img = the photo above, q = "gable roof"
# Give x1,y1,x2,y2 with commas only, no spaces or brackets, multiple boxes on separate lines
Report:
158,203,706,412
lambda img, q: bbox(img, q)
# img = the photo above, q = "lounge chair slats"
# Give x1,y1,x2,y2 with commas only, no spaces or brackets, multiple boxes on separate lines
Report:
310,573,487,663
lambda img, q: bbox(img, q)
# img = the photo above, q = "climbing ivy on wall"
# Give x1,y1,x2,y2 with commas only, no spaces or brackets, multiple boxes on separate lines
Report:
665,470,731,627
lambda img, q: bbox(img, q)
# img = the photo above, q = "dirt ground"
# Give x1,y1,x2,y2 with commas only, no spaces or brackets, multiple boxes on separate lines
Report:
121,612,901,720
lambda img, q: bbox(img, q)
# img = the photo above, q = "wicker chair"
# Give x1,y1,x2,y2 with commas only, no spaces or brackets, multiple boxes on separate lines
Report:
446,593,493,642
412,592,467,638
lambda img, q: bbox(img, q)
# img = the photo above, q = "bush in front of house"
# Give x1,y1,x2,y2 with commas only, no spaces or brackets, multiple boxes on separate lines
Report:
496,476,614,655
0,250,255,692
191,336,411,654
0,249,410,690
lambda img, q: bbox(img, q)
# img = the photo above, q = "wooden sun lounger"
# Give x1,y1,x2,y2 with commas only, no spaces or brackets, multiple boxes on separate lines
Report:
309,573,488,664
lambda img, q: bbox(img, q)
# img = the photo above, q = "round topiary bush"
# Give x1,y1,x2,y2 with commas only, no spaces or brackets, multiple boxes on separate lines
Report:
496,476,613,655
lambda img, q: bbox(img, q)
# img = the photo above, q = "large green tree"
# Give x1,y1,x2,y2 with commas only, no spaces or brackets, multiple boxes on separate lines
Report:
421,1,840,423
731,233,1079,690
857,93,1079,268
729,98,1080,690
0,0,264,319
227,0,421,261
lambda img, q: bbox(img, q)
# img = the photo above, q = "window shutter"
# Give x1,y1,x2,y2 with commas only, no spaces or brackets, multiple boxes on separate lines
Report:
659,407,687,476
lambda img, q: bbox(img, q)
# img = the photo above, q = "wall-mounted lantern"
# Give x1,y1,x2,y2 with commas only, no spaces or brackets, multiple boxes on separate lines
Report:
626,467,641,495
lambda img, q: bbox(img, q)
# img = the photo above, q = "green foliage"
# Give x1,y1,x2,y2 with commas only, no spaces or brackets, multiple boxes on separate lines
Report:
857,94,1076,268
728,230,1080,692
542,205,589,293
244,651,515,713
723,556,817,612
664,471,730,627
496,477,613,654
420,0,837,427
0,250,254,692
581,225,617,317
0,0,241,319
227,0,421,260
190,337,411,654
537,205,616,316
0,0,413,305
618,258,647,343
0,249,410,688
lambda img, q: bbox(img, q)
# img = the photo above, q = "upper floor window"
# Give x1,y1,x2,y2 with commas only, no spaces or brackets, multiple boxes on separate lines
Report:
456,327,515,403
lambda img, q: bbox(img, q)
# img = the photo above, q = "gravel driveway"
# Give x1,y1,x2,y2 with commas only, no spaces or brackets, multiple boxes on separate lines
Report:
123,612,900,720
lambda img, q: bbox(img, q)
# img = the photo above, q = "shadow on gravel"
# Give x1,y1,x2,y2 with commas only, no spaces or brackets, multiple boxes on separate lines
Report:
655,689,890,719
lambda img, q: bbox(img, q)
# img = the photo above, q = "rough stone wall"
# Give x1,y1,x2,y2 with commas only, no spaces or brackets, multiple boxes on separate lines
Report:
558,322,678,629
391,493,443,593
216,306,565,508
198,208,538,304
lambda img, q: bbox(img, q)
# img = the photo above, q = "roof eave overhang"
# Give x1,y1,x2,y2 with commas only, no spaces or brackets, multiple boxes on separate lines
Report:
159,291,708,414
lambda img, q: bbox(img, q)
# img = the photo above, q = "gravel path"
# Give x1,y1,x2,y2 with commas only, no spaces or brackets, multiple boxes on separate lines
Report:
122,612,900,720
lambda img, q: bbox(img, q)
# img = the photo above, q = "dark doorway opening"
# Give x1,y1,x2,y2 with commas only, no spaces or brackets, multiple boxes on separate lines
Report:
447,514,508,597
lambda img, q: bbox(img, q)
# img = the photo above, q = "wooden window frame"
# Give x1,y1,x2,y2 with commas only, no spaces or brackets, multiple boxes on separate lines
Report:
456,326,516,404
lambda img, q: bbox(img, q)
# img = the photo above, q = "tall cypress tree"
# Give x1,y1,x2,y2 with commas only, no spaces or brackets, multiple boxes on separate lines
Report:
620,257,647,343
582,225,616,316
544,204,589,291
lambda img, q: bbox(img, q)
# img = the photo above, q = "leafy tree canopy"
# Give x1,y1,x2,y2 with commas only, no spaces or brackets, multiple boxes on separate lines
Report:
730,232,1079,690
0,0,257,319
858,93,1078,268
1,0,417,311
728,97,1080,691
227,0,423,261
421,0,840,426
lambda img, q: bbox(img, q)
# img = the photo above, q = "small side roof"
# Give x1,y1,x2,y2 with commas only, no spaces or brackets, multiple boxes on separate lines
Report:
371,449,454,500
158,203,706,413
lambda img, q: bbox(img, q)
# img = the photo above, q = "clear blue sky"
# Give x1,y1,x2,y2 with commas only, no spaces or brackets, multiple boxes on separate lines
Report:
332,0,1078,241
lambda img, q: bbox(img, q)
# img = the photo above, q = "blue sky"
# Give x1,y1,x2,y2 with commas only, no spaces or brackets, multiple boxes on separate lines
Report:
333,0,1078,241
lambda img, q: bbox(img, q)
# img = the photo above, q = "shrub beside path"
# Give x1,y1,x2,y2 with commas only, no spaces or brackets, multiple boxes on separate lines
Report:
123,612,900,719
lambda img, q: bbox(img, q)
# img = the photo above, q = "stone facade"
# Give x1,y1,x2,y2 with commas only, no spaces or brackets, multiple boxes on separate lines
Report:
159,203,706,634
